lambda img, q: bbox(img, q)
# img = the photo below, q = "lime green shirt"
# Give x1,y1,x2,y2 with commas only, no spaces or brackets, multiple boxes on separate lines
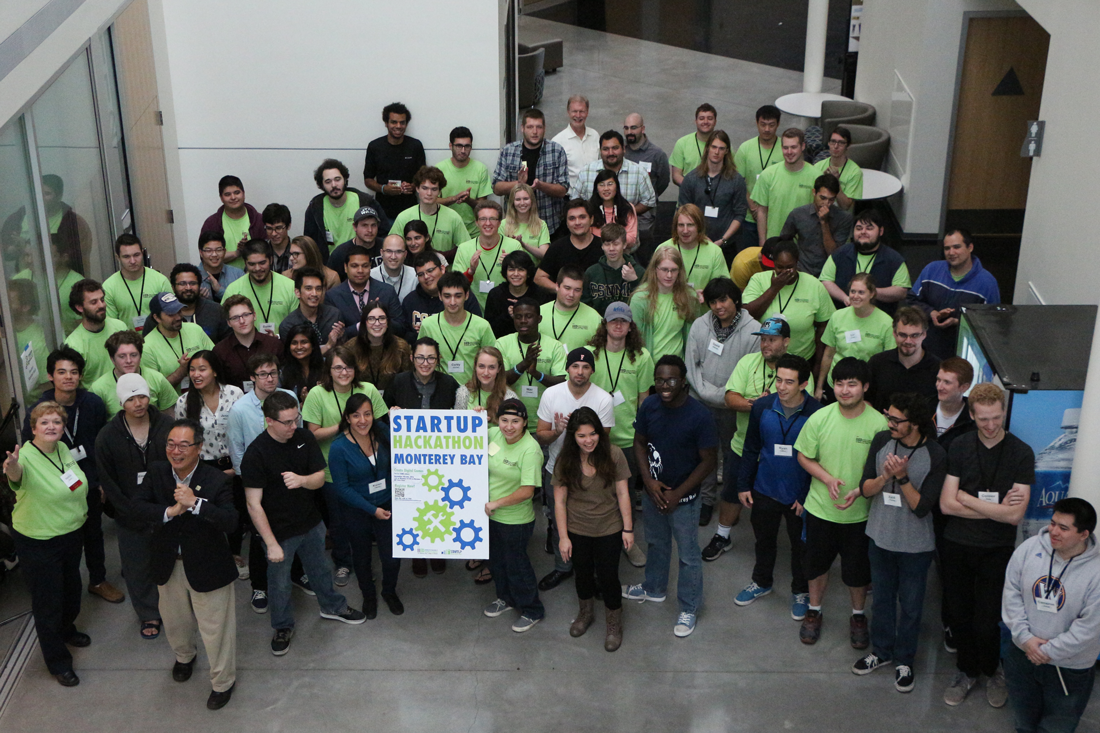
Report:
389,204,469,253
814,157,864,204
495,333,566,431
655,239,728,299
323,191,361,248
503,220,550,261
222,211,252,254
417,312,497,387
15,268,83,335
821,306,896,386
669,132,707,175
91,366,179,414
733,135,782,224
222,273,298,330
591,347,655,449
64,318,129,387
103,268,172,328
538,301,603,353
819,252,912,289
452,236,523,311
141,323,215,393
794,402,887,524
11,442,88,539
629,290,690,360
487,426,542,525
301,383,388,482
751,163,819,239
742,271,836,360
435,157,493,238
725,352,815,455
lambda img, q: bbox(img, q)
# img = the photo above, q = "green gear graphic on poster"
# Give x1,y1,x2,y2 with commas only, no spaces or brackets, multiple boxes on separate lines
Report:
413,500,455,543
421,469,445,492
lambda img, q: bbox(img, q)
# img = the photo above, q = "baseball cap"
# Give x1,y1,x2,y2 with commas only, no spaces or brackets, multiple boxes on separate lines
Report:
150,292,185,316
354,206,380,224
117,373,150,405
760,237,782,268
603,302,632,323
753,316,791,338
566,347,595,368
496,398,528,422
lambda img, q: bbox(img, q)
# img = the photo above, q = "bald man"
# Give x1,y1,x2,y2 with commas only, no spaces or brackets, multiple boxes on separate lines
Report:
370,233,416,302
623,113,670,265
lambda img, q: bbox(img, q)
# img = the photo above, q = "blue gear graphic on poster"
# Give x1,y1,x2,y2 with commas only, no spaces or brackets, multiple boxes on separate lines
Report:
453,519,483,550
396,528,420,550
440,479,473,510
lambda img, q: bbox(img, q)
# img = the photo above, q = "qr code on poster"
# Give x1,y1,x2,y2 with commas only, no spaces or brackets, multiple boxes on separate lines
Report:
394,484,405,500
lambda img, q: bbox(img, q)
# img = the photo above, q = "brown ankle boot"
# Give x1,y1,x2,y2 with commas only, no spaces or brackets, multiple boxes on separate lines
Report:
604,607,623,651
569,597,595,637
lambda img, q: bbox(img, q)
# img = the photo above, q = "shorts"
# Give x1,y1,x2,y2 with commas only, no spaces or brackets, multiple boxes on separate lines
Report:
719,448,743,504
802,512,871,587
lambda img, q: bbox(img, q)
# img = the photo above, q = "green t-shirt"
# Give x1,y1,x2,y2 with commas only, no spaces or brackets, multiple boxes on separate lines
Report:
669,132,707,175
819,253,912,289
742,271,836,359
495,333,566,431
591,347,655,449
538,301,603,353
301,383,388,482
733,135,782,224
417,312,496,387
64,318,129,387
751,163,819,239
629,290,689,360
389,204,469,253
814,157,864,203
15,323,49,399
821,307,897,386
725,351,815,455
141,323,215,393
322,191,361,249
222,210,252,254
794,402,887,524
222,273,298,330
103,268,173,329
487,426,542,525
655,239,728,299
503,220,550,261
91,366,179,414
435,157,493,238
11,441,88,539
452,236,523,311
15,268,83,335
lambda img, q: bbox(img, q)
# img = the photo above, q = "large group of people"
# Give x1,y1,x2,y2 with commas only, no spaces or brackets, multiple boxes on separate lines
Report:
1,96,1094,733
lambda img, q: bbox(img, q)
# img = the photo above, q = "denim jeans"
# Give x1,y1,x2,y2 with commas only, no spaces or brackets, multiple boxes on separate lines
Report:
868,538,934,667
489,519,544,619
642,493,703,615
267,521,347,630
344,503,400,598
1004,642,1096,733
542,467,573,573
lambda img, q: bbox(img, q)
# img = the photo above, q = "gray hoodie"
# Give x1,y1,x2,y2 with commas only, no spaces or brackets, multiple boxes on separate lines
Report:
686,310,761,408
1002,527,1100,670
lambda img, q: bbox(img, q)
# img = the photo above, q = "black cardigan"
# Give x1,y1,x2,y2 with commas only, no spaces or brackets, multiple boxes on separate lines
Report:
384,370,459,410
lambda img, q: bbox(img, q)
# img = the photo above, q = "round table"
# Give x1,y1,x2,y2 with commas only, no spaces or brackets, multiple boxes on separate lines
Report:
860,170,904,200
774,92,851,119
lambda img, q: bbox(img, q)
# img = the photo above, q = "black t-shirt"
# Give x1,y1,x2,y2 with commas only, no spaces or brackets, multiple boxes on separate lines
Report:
520,144,542,179
240,428,327,541
329,239,383,281
362,136,427,219
944,431,1035,548
537,235,604,284
866,348,941,413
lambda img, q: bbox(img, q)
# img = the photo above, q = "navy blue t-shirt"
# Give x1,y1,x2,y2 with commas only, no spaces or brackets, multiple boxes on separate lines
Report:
633,394,718,504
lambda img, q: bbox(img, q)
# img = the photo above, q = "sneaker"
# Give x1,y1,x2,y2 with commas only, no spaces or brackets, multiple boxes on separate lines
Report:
943,671,977,706
270,628,294,656
701,534,732,562
511,615,541,633
850,614,870,649
624,542,647,568
250,590,268,614
799,609,822,644
852,652,891,675
791,593,810,621
621,583,665,603
673,612,697,637
320,607,367,625
334,567,351,587
483,599,513,618
734,582,772,606
292,574,315,596
235,556,249,581
895,665,915,693
987,665,1008,708
698,503,714,526
943,626,957,654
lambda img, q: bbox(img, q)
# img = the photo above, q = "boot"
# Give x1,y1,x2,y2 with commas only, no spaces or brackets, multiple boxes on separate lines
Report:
604,607,623,652
569,597,595,637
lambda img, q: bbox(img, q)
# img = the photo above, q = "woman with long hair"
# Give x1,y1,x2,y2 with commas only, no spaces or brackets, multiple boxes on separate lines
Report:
552,406,633,651
816,272,896,402
503,183,550,261
175,350,243,475
656,203,728,304
349,299,411,394
629,247,697,359
280,323,323,404
484,249,552,338
588,170,638,249
282,235,340,290
455,347,517,424
404,220,447,266
677,130,747,255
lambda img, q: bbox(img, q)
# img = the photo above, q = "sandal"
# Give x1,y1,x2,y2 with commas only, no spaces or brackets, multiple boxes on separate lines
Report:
140,620,161,640
465,560,483,572
474,567,493,585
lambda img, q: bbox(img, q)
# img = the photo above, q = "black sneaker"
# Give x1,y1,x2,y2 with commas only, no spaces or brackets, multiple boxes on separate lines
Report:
850,614,870,649
895,664,915,693
292,574,315,596
320,607,367,625
701,534,732,561
381,592,404,616
943,626,957,654
852,652,891,675
251,590,268,614
271,628,294,656
698,503,714,526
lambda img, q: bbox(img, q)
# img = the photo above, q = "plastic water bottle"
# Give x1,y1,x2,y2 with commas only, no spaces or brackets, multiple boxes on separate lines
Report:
1022,408,1079,539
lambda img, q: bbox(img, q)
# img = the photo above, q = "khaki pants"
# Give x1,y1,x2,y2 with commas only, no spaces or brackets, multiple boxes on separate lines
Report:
158,559,236,692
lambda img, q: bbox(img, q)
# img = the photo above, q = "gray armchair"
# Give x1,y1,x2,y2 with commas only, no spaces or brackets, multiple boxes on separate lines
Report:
842,124,891,171
518,46,545,109
821,101,876,141
519,39,563,73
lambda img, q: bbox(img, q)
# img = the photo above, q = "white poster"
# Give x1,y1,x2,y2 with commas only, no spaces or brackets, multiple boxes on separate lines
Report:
391,409,489,560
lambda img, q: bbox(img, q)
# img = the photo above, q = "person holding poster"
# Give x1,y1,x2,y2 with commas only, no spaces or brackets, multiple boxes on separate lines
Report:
329,394,402,618
484,399,545,633
455,347,518,424
385,338,460,411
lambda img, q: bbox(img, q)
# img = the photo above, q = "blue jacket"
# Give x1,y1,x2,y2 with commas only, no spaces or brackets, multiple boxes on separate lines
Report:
906,257,1000,357
738,391,822,505
325,278,409,341
329,424,391,515
22,388,107,488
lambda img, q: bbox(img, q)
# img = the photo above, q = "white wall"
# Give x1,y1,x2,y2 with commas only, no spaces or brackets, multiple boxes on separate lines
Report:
153,0,505,262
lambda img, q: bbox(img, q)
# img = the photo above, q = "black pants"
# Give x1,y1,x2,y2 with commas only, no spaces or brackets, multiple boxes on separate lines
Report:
942,539,1013,678
750,490,808,594
931,506,949,627
82,484,107,586
13,528,83,674
344,502,400,597
570,531,623,610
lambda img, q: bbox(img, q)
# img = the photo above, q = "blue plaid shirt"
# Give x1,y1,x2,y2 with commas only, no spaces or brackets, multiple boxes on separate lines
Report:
492,140,569,232
570,158,658,229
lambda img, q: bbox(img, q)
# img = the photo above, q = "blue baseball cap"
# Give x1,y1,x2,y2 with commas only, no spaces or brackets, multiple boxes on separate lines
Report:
753,316,791,338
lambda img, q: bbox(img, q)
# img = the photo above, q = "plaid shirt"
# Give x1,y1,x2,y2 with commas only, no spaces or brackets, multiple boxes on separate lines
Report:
570,158,658,229
492,140,569,232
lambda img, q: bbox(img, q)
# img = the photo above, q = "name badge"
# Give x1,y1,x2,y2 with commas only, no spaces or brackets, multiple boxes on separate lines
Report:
70,445,87,462
479,280,494,293
447,360,464,374
883,492,902,507
1035,597,1058,614
61,469,83,491
521,385,539,398
137,471,147,485
132,316,145,330
563,344,569,354
687,281,695,288
845,329,862,344
326,231,334,243
180,376,190,390
368,478,387,495
488,442,501,456
978,491,1000,503
707,339,724,355
612,390,626,407
774,444,793,457
704,206,719,218
259,323,277,336
388,179,402,188
640,161,652,173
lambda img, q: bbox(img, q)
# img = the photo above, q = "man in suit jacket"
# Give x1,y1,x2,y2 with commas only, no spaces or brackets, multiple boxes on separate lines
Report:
134,418,238,710
324,244,409,340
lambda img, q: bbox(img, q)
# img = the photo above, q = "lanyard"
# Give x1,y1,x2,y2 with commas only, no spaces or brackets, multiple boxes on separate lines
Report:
695,135,705,160
160,328,186,359
758,139,776,171
122,415,150,468
677,242,702,282
519,336,542,386
757,359,777,395
857,252,878,274
332,388,351,421
776,275,800,313
349,429,377,464
249,278,275,322
477,236,504,281
419,207,439,240
889,438,922,491
438,314,473,361
604,348,627,394
776,399,805,444
30,441,65,473
550,305,579,341
122,269,147,316
1046,553,1074,598
62,406,80,446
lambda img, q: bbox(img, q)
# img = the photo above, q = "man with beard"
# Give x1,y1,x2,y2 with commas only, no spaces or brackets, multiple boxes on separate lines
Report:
492,108,570,235
278,267,345,354
866,307,940,412
670,104,718,187
142,264,230,342
141,292,214,392
820,209,910,317
64,278,129,387
303,158,389,264
328,206,384,280
571,131,657,243
222,240,298,334
622,113,670,199
436,126,493,239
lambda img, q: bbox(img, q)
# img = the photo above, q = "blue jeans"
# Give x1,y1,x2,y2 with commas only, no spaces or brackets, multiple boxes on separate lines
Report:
267,521,347,631
321,482,353,569
489,519,544,620
642,493,703,615
542,467,572,573
868,538,934,667
1004,642,1096,733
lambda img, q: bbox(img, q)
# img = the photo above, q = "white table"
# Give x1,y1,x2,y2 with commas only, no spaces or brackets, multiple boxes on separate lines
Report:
774,92,851,119
860,170,904,200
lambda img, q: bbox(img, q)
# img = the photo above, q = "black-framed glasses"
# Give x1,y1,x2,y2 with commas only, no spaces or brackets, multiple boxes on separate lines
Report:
228,312,255,322
271,416,299,428
253,370,279,380
884,411,911,426
166,441,199,451
413,355,438,364
653,377,683,387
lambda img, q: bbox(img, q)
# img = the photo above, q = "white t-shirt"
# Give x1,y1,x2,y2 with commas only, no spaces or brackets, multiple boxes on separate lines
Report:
537,381,616,472
935,403,963,436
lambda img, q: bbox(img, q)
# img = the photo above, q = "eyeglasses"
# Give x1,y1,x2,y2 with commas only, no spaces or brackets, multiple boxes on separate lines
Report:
264,224,287,233
656,267,679,276
253,370,279,379
884,412,911,426
200,247,225,254
166,441,199,451
653,377,682,387
476,217,500,223
452,143,472,150
413,355,438,364
228,312,255,322
271,416,298,428
382,249,405,256
365,315,387,324
828,139,848,147
331,365,355,373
